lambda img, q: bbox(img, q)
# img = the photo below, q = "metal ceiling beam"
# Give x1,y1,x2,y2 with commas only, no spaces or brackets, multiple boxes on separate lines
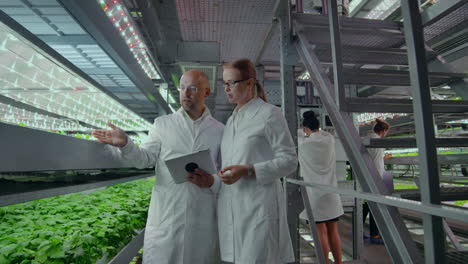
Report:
37,34,95,45
134,0,182,89
83,68,124,75
18,0,61,36
57,0,170,115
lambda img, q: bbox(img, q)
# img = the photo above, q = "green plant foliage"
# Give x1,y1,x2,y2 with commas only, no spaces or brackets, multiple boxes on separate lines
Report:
0,179,153,264
394,182,418,190
454,200,468,206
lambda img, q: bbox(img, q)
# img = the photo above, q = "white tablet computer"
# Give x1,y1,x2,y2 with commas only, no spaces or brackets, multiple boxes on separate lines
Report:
164,149,217,184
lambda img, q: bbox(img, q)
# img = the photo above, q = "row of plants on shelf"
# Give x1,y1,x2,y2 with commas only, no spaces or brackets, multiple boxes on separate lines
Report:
390,151,468,157
0,178,153,264
394,182,418,190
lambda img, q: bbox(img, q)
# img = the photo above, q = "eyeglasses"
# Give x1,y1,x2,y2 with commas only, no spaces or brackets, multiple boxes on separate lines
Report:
177,86,199,93
223,79,248,88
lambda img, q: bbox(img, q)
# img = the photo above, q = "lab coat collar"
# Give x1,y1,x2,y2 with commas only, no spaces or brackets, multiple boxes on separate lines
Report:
177,106,212,122
233,97,263,120
177,106,216,137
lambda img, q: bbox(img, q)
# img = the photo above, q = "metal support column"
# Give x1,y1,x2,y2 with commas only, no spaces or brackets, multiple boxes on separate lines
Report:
278,0,302,261
327,0,346,111
401,0,445,263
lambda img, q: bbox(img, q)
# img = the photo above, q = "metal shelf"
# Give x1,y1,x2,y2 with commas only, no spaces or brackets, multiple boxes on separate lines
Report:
385,154,468,165
394,187,468,202
447,251,468,264
309,44,436,66
0,122,132,172
0,174,151,207
347,98,468,113
108,229,145,264
363,137,468,148
294,14,404,49
293,13,403,31
335,68,466,87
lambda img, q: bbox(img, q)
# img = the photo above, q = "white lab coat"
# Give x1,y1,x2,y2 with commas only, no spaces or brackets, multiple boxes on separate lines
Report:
119,108,224,264
217,98,297,264
365,133,385,177
298,131,344,222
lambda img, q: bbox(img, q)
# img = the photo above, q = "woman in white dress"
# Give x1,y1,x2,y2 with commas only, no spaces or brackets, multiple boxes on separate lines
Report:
298,111,343,264
213,58,297,264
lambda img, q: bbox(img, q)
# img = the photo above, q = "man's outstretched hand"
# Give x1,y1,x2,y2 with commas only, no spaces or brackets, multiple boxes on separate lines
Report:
91,122,128,147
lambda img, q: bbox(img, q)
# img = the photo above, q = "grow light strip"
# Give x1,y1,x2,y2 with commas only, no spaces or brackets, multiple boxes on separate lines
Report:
0,21,151,132
98,0,160,80
0,103,92,131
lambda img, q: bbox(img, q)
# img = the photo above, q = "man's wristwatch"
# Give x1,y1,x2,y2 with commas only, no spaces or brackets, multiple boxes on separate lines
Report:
247,165,254,177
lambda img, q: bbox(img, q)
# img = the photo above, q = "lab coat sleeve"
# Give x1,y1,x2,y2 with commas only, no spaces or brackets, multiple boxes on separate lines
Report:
364,135,380,160
119,119,162,169
366,145,379,160
209,147,223,194
209,174,221,194
254,107,298,185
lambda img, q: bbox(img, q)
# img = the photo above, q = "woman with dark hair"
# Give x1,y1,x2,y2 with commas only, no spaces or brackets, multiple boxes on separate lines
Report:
298,110,343,264
368,119,391,176
362,118,391,244
211,58,297,263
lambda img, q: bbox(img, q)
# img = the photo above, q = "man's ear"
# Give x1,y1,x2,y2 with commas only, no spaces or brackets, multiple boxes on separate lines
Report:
204,87,211,98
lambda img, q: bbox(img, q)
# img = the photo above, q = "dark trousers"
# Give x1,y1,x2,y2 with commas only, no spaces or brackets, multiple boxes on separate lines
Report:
363,202,379,237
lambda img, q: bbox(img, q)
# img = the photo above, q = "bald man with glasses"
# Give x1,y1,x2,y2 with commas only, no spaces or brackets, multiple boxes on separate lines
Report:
92,70,224,264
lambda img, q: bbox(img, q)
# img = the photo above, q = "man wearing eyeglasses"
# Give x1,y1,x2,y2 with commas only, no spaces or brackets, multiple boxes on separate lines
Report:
92,70,224,264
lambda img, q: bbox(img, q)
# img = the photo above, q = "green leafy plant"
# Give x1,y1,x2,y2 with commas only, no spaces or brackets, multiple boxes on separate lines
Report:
394,182,418,190
0,179,153,264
